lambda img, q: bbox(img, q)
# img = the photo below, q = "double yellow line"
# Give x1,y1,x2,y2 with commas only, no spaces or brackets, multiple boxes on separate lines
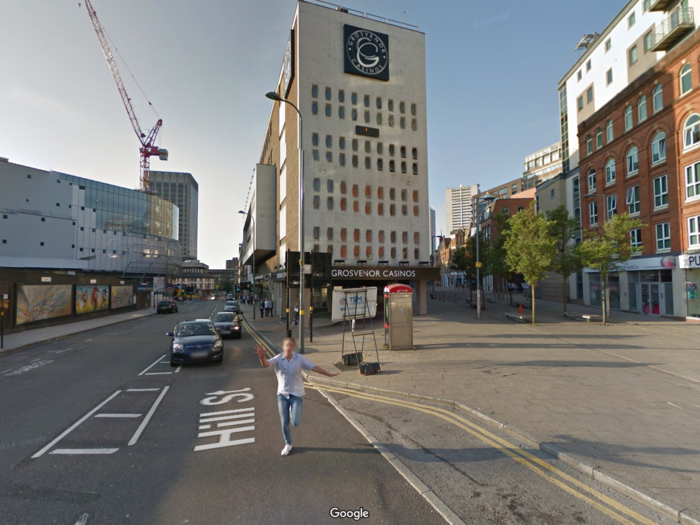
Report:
241,317,277,359
243,317,659,525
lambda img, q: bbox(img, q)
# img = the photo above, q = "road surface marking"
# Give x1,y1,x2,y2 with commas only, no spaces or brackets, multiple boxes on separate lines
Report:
0,369,11,375
175,366,181,373
200,412,255,424
199,407,254,417
50,448,119,455
127,386,170,446
139,355,165,376
127,388,160,392
32,390,122,458
75,513,90,525
214,418,255,428
145,372,172,375
309,383,659,525
95,413,142,418
667,402,683,410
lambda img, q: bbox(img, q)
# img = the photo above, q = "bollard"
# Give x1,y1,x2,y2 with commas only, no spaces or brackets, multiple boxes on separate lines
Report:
309,306,313,343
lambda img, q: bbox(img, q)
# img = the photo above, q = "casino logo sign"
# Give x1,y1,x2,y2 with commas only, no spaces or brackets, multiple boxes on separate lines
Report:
344,24,389,81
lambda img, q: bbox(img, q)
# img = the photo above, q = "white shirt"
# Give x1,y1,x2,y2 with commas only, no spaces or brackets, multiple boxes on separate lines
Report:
268,352,316,398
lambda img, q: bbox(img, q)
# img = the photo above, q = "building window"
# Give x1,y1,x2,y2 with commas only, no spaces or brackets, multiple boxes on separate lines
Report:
578,96,584,111
313,195,320,209
364,140,371,153
377,159,383,171
325,87,331,100
577,70,582,82
606,119,614,143
340,181,347,194
413,190,419,202
628,11,636,28
375,97,382,110
312,133,319,146
685,162,700,200
389,144,395,156
605,158,616,185
401,162,407,174
605,38,612,52
626,147,639,176
351,92,357,105
653,175,669,208
411,119,417,131
399,101,405,113
413,206,419,216
586,86,594,103
627,185,640,215
339,106,345,119
326,151,333,162
638,96,647,122
339,153,346,166
644,30,653,53
327,197,334,210
681,64,693,96
630,228,642,249
352,108,358,121
338,90,345,103
390,204,396,216
596,128,603,149
352,184,359,197
401,189,407,201
624,106,633,131
689,217,700,248
378,187,384,199
412,147,418,159
401,205,408,216
586,59,592,71
390,188,395,200
339,137,346,150
651,132,666,164
391,247,397,259
354,245,360,258
340,198,347,211
606,68,613,85
378,203,384,215
340,245,347,258
606,194,617,221
653,84,663,112
391,231,396,243
312,102,318,115
352,138,359,152
313,150,320,161
313,178,321,191
629,45,638,66
325,104,332,117
589,201,598,226
341,228,347,241
389,160,395,172
684,114,700,149
364,157,371,169
400,117,406,129
412,163,418,175
313,227,320,240
353,201,359,212
352,155,358,168
364,94,370,107
656,222,671,251
312,85,318,98
364,111,370,123
388,115,394,127
586,135,593,155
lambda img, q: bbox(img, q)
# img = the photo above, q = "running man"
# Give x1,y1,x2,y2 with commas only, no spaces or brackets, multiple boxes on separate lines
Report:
254,337,339,456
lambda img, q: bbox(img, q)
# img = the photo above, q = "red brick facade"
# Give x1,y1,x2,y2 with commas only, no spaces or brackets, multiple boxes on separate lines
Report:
579,30,700,257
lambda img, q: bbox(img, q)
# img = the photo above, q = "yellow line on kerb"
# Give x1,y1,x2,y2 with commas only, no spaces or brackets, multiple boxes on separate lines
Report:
244,316,659,525
306,383,659,525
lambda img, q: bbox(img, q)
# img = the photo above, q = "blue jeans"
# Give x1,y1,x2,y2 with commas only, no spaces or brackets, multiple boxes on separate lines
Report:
278,394,303,445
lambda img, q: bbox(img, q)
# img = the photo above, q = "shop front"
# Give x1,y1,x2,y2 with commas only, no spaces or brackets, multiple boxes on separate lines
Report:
679,254,700,320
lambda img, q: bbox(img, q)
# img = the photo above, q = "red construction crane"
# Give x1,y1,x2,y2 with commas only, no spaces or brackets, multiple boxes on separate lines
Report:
83,0,167,192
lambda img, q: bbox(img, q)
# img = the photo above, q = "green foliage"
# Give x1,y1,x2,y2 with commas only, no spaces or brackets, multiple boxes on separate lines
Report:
547,205,585,313
487,213,512,281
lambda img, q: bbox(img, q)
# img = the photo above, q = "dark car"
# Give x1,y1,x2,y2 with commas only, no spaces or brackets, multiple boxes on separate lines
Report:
167,319,223,366
157,300,178,314
212,312,242,339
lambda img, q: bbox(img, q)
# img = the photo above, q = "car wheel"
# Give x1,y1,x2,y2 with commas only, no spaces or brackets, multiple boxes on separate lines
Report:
170,361,177,367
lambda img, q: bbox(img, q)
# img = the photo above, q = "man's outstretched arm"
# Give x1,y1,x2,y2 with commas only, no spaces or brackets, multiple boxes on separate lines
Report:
310,365,339,378
254,344,270,368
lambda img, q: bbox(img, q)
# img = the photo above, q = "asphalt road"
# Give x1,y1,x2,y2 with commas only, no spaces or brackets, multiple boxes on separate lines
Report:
0,300,443,525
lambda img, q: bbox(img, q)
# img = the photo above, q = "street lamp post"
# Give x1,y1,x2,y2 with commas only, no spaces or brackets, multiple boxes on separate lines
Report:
474,194,495,320
266,91,305,353
238,210,256,320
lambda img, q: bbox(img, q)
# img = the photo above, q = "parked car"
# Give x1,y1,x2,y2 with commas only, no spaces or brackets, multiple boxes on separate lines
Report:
166,319,223,366
224,300,240,313
157,300,178,314
212,312,242,339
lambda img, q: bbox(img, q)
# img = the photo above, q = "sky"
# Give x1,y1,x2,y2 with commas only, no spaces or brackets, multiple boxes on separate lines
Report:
0,0,626,268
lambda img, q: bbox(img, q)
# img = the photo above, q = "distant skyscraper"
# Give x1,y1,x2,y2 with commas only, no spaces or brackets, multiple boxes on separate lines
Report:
445,185,479,234
429,207,436,256
150,171,199,261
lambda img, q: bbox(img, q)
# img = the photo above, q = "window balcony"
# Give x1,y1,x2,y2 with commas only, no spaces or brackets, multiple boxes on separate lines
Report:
650,7,695,52
647,0,676,12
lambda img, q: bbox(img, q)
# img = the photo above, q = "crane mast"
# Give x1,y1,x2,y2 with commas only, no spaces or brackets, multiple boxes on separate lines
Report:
83,0,167,192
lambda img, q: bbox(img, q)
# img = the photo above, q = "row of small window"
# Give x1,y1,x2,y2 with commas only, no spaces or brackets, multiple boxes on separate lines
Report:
588,175,669,220
312,85,417,115
586,133,666,187
588,202,670,253
313,228,420,245
581,84,663,143
313,244,421,261
312,103,418,130
312,182,419,202
312,134,418,158
311,197,420,216
312,152,419,174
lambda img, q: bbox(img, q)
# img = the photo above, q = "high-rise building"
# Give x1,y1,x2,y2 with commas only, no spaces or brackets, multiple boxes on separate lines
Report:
429,207,436,256
239,0,437,317
445,185,479,234
522,142,563,189
150,171,199,261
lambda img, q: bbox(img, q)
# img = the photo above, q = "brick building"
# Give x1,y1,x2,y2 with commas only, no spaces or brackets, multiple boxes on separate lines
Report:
578,29,700,318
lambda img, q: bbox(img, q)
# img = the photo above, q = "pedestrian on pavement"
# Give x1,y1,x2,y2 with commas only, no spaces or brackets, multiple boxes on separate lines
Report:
266,299,273,317
260,299,265,318
254,337,339,456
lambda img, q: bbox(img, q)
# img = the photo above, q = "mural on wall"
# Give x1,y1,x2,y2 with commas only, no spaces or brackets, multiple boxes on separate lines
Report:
75,285,109,315
16,285,72,325
110,286,134,309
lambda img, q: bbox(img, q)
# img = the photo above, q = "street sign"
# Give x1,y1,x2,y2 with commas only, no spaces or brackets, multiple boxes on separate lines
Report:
153,277,165,292
475,262,483,269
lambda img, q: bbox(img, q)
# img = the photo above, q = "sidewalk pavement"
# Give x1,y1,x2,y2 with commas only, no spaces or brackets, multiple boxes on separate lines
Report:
0,308,157,354
243,290,700,518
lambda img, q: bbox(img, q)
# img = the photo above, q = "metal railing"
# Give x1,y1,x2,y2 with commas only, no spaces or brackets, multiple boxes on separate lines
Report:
651,6,694,49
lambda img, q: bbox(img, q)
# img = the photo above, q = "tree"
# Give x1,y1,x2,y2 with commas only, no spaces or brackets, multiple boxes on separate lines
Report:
547,205,585,315
452,233,489,307
578,213,643,325
503,203,556,324
221,281,234,293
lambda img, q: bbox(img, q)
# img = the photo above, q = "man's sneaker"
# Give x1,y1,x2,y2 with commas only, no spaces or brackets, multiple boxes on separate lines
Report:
281,444,293,456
